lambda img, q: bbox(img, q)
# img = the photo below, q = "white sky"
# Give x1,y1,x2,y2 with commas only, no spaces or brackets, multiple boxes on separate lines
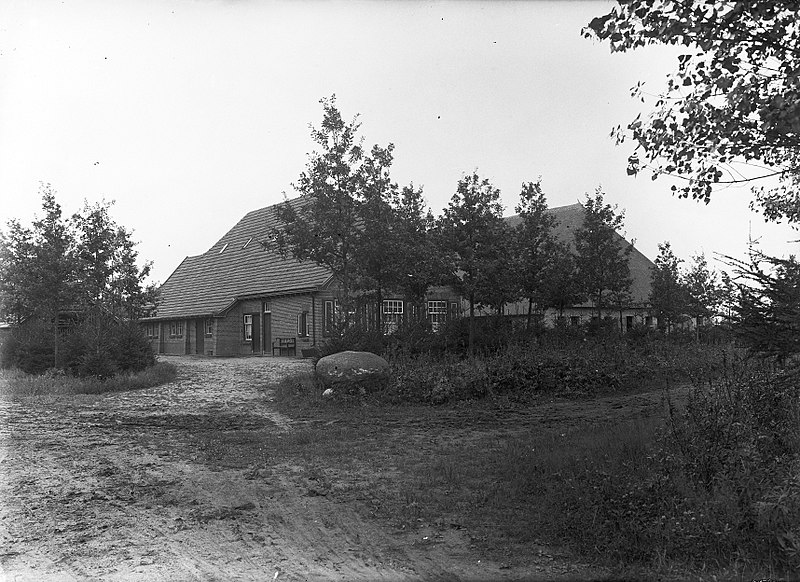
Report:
1,0,797,284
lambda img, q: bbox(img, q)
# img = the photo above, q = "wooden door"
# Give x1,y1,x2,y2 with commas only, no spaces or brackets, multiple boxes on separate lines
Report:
251,313,261,353
196,320,205,355
263,313,272,355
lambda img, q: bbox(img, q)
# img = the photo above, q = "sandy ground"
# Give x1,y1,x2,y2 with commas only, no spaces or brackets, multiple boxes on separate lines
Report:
0,356,643,581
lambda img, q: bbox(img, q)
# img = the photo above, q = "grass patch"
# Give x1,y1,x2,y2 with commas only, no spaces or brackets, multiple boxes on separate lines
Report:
264,342,799,578
0,360,178,396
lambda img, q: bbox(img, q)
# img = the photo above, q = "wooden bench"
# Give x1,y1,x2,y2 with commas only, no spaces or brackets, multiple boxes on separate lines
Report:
272,337,296,357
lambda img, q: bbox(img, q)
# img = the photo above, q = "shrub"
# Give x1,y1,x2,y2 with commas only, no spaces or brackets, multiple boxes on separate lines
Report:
110,320,156,373
383,353,490,405
554,361,800,574
1,310,156,379
0,319,54,374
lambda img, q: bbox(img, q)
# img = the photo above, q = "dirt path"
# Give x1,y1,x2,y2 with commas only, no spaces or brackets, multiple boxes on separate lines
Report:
0,356,669,581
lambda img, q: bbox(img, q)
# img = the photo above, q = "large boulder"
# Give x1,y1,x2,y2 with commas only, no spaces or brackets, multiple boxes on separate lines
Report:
315,350,390,396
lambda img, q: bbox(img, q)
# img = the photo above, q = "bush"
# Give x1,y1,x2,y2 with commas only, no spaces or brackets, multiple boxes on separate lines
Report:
553,361,800,574
436,315,514,355
110,320,155,373
1,310,156,378
0,319,54,374
384,353,490,404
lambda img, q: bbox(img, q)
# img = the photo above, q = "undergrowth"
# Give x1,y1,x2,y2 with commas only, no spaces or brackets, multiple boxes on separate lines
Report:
0,360,178,396
280,335,732,407
550,360,800,576
272,337,799,578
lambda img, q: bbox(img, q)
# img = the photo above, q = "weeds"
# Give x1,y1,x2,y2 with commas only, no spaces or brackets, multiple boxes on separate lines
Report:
377,336,734,405
0,361,178,396
271,336,798,577
550,361,800,575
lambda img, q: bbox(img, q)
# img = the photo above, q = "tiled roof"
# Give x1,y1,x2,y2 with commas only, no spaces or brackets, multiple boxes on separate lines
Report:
149,197,333,320
151,199,654,321
506,203,654,305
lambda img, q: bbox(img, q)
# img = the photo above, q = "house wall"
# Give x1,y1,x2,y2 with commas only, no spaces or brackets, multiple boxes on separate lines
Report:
144,288,461,357
159,319,188,355
209,292,334,357
214,307,246,357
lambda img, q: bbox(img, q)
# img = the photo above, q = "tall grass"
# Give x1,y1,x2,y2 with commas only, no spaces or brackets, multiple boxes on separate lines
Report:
548,360,800,576
0,361,178,397
379,336,734,405
272,337,799,577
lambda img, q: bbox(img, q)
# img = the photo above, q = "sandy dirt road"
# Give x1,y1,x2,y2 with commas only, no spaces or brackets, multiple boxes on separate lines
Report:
0,356,626,581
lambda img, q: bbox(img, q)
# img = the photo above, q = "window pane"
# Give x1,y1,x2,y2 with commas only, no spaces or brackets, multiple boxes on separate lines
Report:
427,301,447,330
324,300,334,334
244,314,252,341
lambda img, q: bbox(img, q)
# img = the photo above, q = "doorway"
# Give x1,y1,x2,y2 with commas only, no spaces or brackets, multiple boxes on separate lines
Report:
195,320,205,354
262,312,272,355
251,313,261,353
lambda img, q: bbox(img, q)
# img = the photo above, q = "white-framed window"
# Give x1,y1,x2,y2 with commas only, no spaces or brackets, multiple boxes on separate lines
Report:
243,314,253,341
324,300,335,335
427,300,447,330
145,323,159,338
382,300,404,330
297,311,310,337
204,319,213,336
263,301,271,313
169,321,183,338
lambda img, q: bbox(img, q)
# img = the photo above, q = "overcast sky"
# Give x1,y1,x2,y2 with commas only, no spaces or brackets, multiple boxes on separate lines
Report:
1,0,796,284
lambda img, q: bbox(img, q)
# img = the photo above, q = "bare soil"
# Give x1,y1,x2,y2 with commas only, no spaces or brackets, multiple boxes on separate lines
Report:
0,356,677,581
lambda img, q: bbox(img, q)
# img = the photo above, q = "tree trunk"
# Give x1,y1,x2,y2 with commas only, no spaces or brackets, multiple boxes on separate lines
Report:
468,291,475,356
526,297,533,331
376,285,383,334
51,301,59,369
53,316,59,369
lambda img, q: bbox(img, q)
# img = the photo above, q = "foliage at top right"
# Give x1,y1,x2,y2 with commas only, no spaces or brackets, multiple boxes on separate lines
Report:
586,1,800,225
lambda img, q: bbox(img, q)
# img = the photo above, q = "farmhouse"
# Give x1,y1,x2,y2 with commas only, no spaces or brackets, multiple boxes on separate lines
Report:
143,198,656,357
141,198,460,356
503,202,656,330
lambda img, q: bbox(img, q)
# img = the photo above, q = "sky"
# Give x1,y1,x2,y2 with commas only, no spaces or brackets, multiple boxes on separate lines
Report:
1,0,797,285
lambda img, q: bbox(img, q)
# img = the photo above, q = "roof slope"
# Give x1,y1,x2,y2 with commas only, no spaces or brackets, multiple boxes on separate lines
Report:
506,203,654,305
152,200,655,320
152,198,332,320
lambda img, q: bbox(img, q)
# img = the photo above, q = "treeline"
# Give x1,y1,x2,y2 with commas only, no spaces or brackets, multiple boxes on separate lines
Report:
277,97,799,363
0,185,156,375
273,97,754,354
274,97,645,353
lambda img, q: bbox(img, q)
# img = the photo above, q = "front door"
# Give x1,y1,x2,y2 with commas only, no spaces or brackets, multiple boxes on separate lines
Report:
196,319,205,355
263,312,271,355
251,313,261,353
